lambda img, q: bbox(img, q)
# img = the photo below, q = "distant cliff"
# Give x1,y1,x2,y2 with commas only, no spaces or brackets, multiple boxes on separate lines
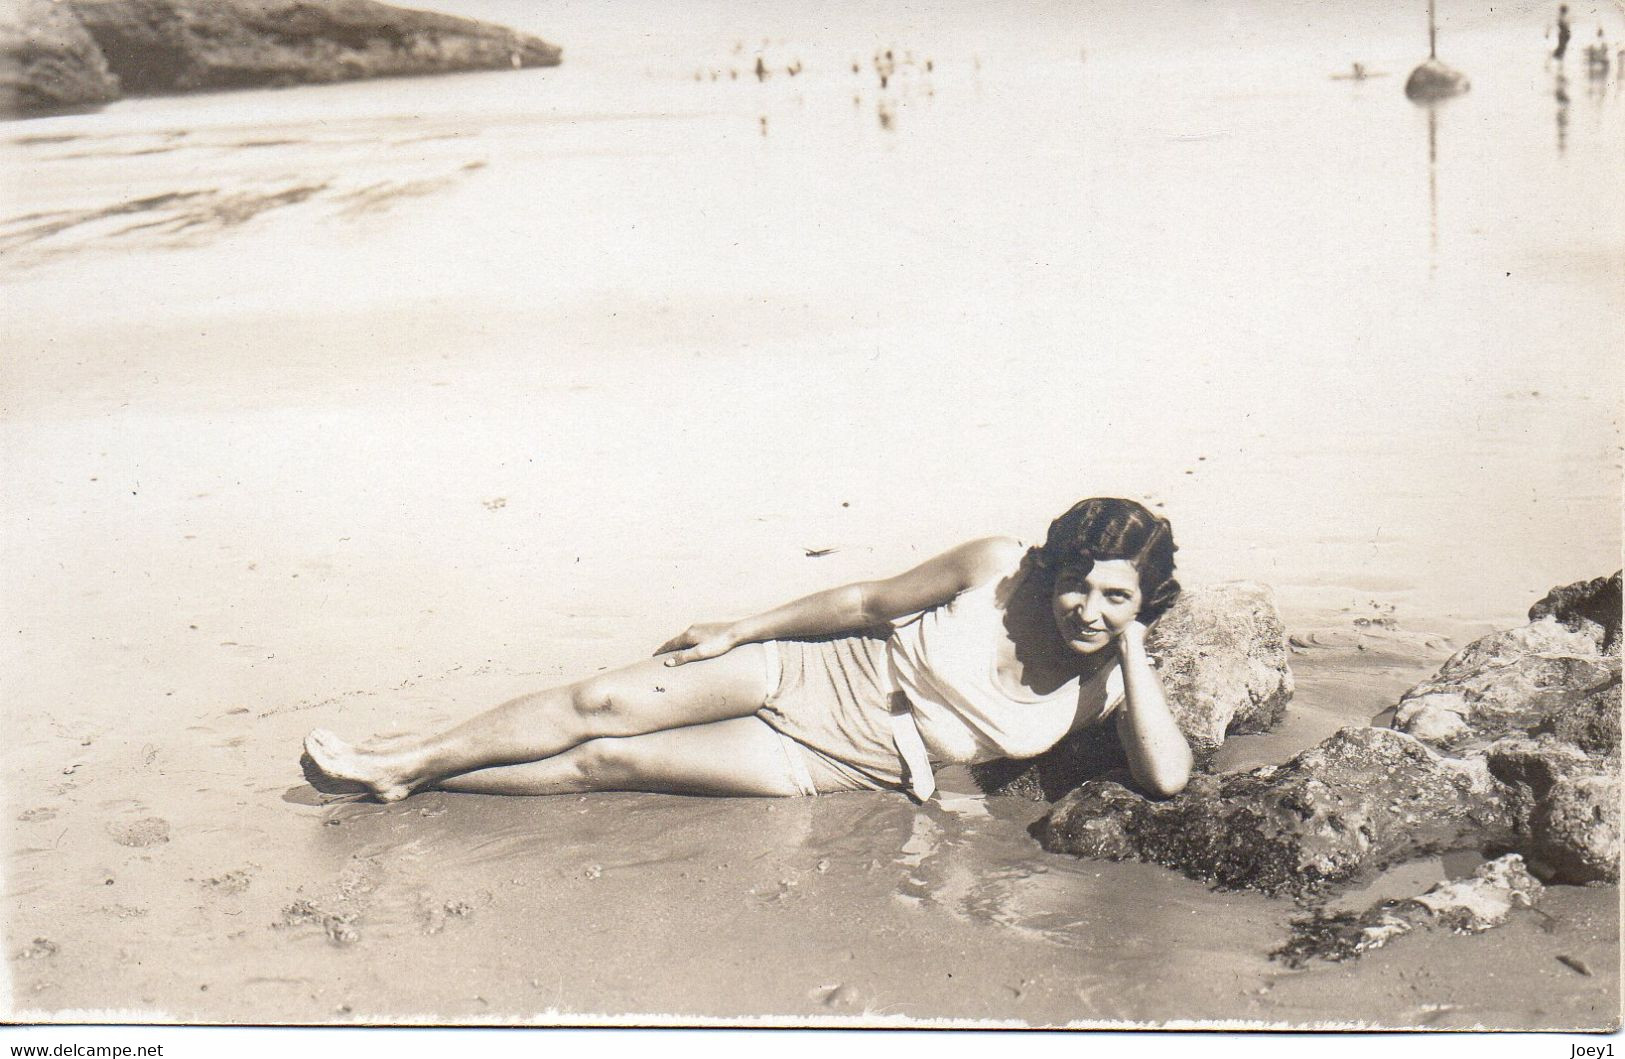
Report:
1,0,561,117
1,0,122,115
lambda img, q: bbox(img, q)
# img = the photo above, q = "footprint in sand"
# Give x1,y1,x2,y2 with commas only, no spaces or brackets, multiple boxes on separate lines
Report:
106,817,170,848
16,937,59,960
16,807,58,823
276,899,360,946
192,868,254,895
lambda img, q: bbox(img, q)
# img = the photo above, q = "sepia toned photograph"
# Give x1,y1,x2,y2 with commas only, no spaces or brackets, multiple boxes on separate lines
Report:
2,0,1620,1036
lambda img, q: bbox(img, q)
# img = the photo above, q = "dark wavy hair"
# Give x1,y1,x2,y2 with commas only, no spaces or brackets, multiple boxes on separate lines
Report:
1030,498,1181,624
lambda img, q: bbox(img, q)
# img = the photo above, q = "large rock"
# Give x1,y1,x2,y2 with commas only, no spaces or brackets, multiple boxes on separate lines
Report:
1146,581,1295,744
65,0,560,95
1036,726,1512,900
973,582,1294,799
0,0,121,116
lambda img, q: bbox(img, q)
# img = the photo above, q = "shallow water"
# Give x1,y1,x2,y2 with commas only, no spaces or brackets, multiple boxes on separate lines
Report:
1,0,1620,1028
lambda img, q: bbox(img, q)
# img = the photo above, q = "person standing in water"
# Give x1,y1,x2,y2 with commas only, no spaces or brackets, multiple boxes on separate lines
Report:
1553,4,1573,60
302,498,1193,804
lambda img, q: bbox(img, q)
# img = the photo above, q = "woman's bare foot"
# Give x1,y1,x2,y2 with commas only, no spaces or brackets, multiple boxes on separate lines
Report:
303,728,417,803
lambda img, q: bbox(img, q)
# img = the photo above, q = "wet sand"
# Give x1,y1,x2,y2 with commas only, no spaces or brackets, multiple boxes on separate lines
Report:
3,0,1622,1029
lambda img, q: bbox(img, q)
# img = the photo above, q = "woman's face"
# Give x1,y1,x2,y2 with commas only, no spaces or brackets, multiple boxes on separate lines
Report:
1050,559,1143,654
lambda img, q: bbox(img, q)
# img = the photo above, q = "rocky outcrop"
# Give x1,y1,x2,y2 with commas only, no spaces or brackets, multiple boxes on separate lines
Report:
68,0,561,92
1036,726,1512,900
1392,573,1620,885
974,582,1294,799
3,0,560,116
1273,854,1544,967
0,0,121,116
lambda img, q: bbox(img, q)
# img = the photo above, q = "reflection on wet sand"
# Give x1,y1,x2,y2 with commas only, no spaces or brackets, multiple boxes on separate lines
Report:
1556,68,1571,152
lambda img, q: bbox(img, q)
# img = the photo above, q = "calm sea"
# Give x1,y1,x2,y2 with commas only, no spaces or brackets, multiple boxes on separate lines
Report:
3,0,1620,629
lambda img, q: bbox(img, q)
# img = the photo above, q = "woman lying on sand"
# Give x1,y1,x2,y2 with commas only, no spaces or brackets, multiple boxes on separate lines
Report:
303,497,1193,803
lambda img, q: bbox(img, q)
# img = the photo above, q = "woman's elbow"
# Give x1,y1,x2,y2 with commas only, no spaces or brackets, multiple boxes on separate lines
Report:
1144,768,1190,799
1137,752,1193,799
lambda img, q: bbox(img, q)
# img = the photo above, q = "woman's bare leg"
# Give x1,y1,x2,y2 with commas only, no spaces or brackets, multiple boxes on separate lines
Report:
302,644,774,801
434,716,805,797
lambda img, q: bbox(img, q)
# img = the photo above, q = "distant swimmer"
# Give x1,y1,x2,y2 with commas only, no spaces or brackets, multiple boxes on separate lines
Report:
1331,62,1388,81
1552,4,1572,60
1584,27,1610,73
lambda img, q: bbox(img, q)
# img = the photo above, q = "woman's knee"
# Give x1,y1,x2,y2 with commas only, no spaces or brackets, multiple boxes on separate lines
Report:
567,675,636,735
571,737,639,789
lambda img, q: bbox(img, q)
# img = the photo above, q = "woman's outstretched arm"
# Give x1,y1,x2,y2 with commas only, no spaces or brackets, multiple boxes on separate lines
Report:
1113,621,1193,797
659,536,1025,666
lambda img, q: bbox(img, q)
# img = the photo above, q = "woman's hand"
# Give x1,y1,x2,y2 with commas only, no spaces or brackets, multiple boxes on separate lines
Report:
1117,619,1149,656
657,622,740,667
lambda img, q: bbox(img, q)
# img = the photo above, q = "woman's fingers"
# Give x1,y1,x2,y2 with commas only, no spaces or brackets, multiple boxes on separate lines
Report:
655,628,699,655
662,638,732,667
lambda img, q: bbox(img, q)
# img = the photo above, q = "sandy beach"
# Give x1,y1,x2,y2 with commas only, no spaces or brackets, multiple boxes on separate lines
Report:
3,0,1621,1029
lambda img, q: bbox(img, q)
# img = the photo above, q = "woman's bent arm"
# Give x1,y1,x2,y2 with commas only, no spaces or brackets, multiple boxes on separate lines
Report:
1113,622,1194,797
661,536,1024,666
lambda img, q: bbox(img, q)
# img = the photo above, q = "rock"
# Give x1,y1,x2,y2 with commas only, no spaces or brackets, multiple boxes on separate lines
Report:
1389,575,1621,882
0,0,121,116
1537,674,1622,757
1486,719,1619,886
1404,58,1470,102
1530,572,1621,653
1486,735,1595,821
1393,617,1618,753
65,0,560,96
1530,771,1619,884
973,582,1294,798
1037,726,1512,899
1272,854,1544,967
1406,851,1545,929
1145,582,1295,745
